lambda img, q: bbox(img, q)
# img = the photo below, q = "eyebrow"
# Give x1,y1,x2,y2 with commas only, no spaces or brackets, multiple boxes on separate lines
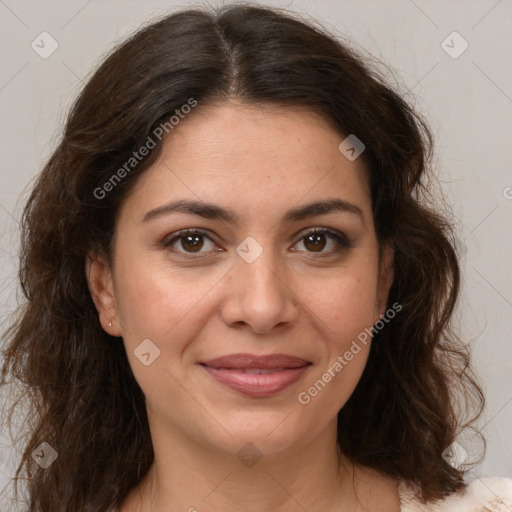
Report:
141,197,364,225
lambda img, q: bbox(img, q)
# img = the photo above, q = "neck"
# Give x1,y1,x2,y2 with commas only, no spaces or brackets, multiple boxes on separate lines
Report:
123,417,362,512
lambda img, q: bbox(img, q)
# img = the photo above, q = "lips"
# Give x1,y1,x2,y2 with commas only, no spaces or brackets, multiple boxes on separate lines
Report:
200,353,309,369
199,353,311,398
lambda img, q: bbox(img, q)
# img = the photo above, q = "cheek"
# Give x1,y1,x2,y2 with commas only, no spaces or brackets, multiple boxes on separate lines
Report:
296,270,376,419
299,264,379,342
112,260,213,398
113,253,226,350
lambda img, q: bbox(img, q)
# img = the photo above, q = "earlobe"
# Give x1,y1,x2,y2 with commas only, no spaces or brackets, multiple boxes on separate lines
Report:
85,252,121,336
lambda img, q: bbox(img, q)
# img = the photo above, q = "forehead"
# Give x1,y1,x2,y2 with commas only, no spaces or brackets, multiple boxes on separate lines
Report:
118,101,372,226
165,101,363,171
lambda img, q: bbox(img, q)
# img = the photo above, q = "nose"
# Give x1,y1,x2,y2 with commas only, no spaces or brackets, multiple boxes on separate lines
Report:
220,245,300,334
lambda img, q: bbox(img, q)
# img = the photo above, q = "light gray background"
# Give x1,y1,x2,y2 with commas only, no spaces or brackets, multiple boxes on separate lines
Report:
1,0,511,506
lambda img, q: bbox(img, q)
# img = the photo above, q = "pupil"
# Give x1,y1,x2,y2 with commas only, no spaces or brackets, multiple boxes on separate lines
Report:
305,233,325,252
183,235,203,252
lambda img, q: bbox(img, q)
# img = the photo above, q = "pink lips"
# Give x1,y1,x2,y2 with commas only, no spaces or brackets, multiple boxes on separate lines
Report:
199,353,311,398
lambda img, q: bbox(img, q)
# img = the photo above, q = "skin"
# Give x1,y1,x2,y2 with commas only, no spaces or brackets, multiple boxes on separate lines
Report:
87,101,399,511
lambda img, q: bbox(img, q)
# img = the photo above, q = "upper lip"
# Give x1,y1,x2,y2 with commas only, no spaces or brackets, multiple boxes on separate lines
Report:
199,353,310,369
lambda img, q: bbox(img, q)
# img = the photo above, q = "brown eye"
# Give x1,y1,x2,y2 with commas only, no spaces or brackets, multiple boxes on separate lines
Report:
180,234,205,252
163,229,217,255
303,232,327,252
293,228,351,255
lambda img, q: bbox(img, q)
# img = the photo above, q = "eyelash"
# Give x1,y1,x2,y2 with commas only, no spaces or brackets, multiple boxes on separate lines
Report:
162,227,352,258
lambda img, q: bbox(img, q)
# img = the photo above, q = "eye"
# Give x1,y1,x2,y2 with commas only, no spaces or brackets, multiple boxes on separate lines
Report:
162,227,352,257
292,228,351,255
162,229,219,255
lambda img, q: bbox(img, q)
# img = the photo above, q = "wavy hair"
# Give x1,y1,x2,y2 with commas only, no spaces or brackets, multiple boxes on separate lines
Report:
1,3,484,511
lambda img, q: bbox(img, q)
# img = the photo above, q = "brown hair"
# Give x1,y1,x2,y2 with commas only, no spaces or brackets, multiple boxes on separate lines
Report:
1,3,484,511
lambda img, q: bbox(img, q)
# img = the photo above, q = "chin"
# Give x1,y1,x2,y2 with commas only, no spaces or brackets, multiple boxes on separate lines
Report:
207,409,322,459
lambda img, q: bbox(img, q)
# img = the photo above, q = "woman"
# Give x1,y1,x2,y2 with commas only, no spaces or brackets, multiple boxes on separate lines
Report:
2,3,511,511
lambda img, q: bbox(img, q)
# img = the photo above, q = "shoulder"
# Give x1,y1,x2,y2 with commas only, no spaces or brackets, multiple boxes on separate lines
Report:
398,477,512,511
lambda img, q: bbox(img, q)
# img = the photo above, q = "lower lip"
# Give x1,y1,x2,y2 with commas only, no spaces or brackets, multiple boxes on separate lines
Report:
201,365,310,398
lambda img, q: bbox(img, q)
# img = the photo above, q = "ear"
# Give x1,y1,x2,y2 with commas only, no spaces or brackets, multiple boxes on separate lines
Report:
375,243,395,321
85,252,121,336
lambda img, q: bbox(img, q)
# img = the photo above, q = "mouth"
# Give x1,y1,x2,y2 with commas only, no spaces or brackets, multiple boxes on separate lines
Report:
198,353,312,398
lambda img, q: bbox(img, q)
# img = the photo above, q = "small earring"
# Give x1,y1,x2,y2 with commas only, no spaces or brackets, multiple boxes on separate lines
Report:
108,322,112,327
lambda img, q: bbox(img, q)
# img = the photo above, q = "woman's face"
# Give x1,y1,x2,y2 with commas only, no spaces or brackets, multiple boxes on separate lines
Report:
89,102,393,459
